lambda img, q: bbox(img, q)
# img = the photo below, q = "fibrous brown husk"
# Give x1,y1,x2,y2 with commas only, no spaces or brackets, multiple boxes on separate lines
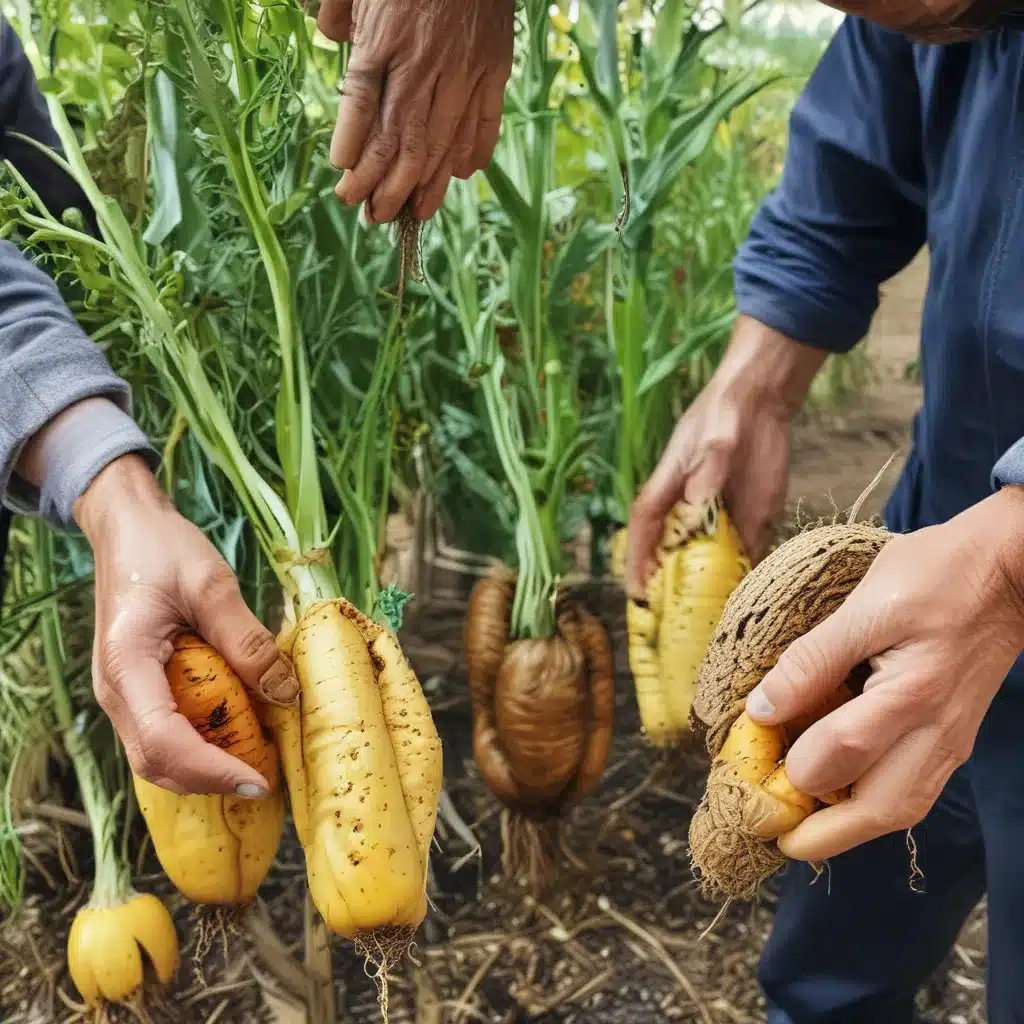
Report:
691,521,890,756
688,520,891,901
464,565,615,889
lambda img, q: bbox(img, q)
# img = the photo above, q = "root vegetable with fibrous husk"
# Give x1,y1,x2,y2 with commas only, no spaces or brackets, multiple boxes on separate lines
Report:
626,498,750,748
688,518,890,901
465,566,615,889
133,634,285,906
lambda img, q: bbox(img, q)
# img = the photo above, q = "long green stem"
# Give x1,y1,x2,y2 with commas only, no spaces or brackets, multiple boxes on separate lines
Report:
172,0,327,556
34,522,128,907
11,12,340,617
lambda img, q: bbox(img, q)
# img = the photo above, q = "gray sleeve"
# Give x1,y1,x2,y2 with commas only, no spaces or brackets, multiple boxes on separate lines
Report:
0,240,157,530
992,438,1024,492
1,16,156,530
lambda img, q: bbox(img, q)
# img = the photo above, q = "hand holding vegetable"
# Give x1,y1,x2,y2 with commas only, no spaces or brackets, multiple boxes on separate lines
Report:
317,0,515,223
626,317,825,596
71,454,299,797
745,485,1024,863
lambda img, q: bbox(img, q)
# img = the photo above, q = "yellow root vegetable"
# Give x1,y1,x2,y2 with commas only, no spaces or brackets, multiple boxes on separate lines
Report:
133,778,285,905
688,520,889,899
627,498,750,747
133,637,285,906
267,598,442,970
68,892,179,1007
465,566,615,890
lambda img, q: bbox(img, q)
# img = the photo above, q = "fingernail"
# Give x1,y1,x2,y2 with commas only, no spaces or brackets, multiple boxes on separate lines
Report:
747,687,776,720
260,662,299,705
235,783,269,799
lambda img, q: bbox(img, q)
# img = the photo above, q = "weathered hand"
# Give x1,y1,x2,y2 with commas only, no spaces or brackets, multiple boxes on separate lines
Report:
746,485,1024,862
626,318,823,598
317,0,515,224
75,455,298,796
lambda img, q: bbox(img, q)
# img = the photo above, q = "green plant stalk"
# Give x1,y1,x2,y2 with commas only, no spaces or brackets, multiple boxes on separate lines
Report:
34,521,129,908
171,0,328,559
481,362,554,639
8,72,336,616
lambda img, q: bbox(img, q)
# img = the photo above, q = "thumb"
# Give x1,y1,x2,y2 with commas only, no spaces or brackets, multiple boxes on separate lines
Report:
96,650,273,797
746,603,875,727
191,573,298,707
131,702,273,797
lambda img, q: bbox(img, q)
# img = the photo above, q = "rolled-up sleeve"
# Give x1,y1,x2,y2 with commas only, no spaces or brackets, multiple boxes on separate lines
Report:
0,243,156,528
0,18,155,530
992,439,1024,491
734,17,928,354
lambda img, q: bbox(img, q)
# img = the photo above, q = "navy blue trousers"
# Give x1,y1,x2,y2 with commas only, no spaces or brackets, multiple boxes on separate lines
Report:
761,677,1024,1023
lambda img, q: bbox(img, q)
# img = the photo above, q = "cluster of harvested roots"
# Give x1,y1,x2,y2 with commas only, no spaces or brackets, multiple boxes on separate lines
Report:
688,520,890,900
465,566,615,889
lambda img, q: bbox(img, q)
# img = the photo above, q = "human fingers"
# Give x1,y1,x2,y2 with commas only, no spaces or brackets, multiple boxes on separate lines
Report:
420,71,474,186
94,641,271,796
186,561,298,707
330,49,385,176
367,81,435,224
413,154,453,220
781,673,915,796
451,82,482,180
316,0,353,41
777,726,960,862
341,66,431,223
470,52,513,172
625,420,711,600
746,593,882,728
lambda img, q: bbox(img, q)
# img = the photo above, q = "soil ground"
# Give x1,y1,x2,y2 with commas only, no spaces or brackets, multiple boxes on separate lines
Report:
1,250,990,1024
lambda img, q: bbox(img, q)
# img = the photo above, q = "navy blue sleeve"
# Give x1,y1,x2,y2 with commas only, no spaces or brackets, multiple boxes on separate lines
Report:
734,18,928,354
0,16,91,219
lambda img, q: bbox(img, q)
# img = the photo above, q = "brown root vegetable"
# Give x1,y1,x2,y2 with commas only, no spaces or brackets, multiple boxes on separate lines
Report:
465,567,615,888
688,521,889,900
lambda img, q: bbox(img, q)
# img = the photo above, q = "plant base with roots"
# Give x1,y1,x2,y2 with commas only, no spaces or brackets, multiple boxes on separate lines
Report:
688,763,788,901
465,566,615,892
500,809,566,895
354,925,417,1023
190,905,244,984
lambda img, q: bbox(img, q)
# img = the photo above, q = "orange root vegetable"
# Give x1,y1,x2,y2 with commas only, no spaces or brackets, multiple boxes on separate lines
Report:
133,635,284,906
164,633,278,782
688,520,890,900
465,567,614,889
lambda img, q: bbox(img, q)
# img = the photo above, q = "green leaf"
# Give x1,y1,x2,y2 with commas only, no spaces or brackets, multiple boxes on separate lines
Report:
547,221,616,321
625,73,777,247
636,310,735,396
483,162,533,244
374,584,412,633
142,70,183,246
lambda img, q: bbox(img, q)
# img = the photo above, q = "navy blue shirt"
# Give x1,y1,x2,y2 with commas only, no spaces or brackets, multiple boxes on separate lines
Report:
734,17,1024,535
